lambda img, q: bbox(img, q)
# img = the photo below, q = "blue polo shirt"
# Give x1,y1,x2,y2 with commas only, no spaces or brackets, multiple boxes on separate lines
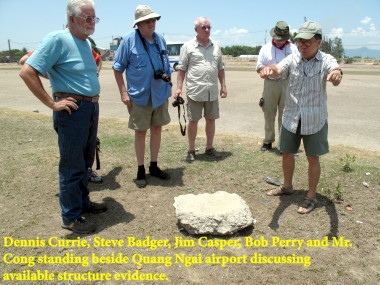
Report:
27,29,100,96
113,30,172,108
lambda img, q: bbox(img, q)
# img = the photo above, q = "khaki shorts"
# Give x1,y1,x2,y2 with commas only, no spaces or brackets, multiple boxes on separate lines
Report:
279,121,329,156
128,99,170,131
186,97,220,121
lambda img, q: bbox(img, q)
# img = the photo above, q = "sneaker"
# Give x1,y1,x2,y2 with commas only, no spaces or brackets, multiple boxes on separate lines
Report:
149,166,170,180
260,143,272,151
186,150,196,162
205,147,222,158
83,202,108,214
88,168,103,183
61,216,96,234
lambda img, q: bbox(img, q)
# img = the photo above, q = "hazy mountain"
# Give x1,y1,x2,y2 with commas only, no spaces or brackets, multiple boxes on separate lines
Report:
344,47,380,59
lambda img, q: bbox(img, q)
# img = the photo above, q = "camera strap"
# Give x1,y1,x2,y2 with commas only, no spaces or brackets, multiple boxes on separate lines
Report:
177,103,186,136
95,137,101,170
136,29,165,72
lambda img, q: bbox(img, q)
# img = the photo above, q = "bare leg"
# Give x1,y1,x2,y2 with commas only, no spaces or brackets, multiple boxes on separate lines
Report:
205,118,216,149
135,130,147,166
149,126,162,162
188,121,198,151
297,156,320,214
282,152,295,190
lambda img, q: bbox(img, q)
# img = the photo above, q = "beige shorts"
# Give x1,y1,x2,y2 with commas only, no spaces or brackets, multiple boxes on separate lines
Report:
128,99,170,131
186,97,220,121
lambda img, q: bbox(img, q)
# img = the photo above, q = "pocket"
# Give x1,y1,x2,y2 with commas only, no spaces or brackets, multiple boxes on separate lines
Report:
130,51,148,69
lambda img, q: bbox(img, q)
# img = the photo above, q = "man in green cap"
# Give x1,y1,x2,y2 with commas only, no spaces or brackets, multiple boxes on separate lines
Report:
259,21,343,214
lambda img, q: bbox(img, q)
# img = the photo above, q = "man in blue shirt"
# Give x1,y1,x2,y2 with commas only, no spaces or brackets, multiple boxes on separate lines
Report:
113,5,172,188
19,0,107,234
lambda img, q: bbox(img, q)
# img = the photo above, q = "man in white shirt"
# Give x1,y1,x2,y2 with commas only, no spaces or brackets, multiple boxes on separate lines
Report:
256,21,298,151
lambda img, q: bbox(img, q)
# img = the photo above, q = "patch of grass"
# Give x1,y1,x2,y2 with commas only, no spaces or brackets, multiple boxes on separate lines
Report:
340,154,356,172
1,108,380,284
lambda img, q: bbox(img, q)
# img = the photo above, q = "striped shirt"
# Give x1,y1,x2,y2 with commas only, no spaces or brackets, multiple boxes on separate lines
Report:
278,50,339,135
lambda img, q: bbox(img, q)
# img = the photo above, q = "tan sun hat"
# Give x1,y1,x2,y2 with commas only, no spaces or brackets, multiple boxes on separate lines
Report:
132,5,161,28
270,21,290,41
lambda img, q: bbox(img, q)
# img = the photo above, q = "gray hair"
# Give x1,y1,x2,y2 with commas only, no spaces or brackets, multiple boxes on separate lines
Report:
67,0,95,22
194,16,211,27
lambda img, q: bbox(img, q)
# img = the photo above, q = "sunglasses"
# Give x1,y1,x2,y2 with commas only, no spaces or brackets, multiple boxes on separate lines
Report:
78,16,100,24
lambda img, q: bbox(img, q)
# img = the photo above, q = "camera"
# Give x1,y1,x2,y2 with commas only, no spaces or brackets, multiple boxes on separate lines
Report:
154,70,171,83
259,97,264,107
172,96,185,107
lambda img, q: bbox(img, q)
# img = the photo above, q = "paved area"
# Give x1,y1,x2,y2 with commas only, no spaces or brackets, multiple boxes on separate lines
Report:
1,64,379,152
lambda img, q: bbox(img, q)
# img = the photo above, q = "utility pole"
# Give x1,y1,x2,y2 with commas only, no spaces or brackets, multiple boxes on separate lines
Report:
8,39,12,62
304,17,307,22
264,30,267,44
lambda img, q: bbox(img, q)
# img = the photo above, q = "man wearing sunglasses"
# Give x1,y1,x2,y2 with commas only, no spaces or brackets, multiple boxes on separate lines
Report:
19,0,107,234
260,21,343,214
175,17,227,162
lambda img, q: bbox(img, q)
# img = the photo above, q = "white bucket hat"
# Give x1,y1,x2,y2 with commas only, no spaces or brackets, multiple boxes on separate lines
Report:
132,5,161,28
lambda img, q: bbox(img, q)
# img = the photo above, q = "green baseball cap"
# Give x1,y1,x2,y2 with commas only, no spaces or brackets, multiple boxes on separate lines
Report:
295,21,322,40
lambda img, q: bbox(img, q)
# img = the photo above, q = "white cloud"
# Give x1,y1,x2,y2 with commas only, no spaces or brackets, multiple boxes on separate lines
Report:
329,28,344,38
212,29,222,36
370,23,376,31
222,28,249,37
212,28,250,46
352,27,366,34
360,17,372,25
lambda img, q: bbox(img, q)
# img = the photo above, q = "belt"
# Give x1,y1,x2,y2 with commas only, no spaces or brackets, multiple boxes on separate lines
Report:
54,92,99,103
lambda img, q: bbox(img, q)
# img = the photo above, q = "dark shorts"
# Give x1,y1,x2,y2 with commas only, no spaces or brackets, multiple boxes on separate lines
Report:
279,121,329,156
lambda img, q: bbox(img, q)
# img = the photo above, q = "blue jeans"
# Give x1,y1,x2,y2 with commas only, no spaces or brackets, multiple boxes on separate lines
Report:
53,100,99,222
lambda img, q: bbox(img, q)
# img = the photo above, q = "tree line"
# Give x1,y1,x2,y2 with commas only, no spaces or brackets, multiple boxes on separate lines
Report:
221,33,345,60
0,36,345,63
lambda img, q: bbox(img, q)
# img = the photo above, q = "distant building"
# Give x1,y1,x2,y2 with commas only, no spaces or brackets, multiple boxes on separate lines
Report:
109,37,122,60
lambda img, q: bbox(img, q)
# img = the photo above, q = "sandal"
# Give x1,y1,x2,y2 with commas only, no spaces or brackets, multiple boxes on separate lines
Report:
267,186,294,196
297,197,318,214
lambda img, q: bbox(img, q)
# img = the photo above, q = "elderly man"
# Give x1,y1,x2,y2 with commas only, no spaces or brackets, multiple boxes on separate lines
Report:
19,0,107,234
256,21,298,151
113,5,172,188
260,21,343,214
175,16,227,162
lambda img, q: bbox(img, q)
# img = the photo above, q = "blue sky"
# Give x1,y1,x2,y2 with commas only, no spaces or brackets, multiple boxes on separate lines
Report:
0,0,379,51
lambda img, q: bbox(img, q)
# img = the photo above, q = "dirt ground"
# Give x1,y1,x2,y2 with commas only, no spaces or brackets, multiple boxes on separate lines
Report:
0,63,380,284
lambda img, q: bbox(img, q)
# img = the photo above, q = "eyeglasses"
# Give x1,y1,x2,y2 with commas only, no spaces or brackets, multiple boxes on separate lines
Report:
200,25,211,31
297,38,314,47
78,16,100,24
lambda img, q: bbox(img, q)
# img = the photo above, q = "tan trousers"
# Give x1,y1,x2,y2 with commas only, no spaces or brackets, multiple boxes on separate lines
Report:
261,78,288,144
